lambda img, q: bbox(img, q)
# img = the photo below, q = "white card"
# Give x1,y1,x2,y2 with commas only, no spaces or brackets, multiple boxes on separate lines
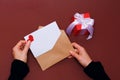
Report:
24,21,61,57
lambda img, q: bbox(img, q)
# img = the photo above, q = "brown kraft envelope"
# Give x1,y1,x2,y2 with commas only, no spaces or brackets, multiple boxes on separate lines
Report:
35,27,74,71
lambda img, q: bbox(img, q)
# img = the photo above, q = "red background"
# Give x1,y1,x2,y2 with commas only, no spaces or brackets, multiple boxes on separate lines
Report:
0,0,120,80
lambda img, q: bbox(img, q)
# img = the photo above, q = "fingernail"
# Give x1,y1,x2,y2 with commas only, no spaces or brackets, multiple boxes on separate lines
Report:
26,40,31,44
69,51,73,54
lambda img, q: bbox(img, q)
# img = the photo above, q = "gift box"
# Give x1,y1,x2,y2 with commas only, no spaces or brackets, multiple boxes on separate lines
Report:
66,12,94,40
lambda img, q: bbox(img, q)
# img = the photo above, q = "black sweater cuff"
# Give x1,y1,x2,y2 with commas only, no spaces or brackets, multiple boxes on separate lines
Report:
84,61,110,80
8,59,29,80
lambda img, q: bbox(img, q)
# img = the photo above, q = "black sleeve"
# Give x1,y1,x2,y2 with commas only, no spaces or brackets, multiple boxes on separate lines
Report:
8,59,29,80
84,61,110,80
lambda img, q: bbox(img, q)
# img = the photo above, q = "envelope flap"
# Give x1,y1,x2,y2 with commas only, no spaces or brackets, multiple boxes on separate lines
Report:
36,30,74,71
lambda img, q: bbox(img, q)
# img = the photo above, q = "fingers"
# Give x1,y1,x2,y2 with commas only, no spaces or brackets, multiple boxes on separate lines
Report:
13,40,26,51
68,49,78,58
72,42,85,52
69,42,85,61
38,26,43,29
13,40,31,54
72,42,81,52
69,51,79,60
68,55,73,58
69,42,81,59
23,40,31,54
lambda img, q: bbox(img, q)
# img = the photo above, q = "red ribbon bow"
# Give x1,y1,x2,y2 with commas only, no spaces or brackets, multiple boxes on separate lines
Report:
72,13,90,36
66,12,94,40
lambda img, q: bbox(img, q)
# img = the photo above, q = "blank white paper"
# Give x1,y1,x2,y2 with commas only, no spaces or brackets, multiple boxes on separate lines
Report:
24,21,61,57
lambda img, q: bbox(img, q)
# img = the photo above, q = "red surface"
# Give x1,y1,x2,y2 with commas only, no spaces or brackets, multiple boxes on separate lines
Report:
0,0,120,80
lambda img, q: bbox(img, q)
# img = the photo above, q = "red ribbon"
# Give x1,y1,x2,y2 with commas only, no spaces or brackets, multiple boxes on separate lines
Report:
84,13,90,18
72,13,90,36
72,24,82,36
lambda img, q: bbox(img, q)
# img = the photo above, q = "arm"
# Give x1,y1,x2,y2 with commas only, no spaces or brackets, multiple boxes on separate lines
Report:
84,61,110,80
8,60,29,80
8,40,31,80
69,42,110,80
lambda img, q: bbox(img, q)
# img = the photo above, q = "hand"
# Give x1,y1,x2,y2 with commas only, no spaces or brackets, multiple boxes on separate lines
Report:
69,42,92,68
12,40,31,63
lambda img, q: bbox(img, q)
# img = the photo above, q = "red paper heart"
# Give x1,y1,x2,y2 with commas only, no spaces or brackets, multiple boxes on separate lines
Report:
27,35,34,42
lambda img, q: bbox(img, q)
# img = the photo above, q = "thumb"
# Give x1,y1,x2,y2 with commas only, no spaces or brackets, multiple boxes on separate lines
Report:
69,51,80,60
23,41,31,54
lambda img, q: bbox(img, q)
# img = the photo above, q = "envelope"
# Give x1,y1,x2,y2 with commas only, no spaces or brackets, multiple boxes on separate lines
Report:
24,21,74,71
36,29,74,71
